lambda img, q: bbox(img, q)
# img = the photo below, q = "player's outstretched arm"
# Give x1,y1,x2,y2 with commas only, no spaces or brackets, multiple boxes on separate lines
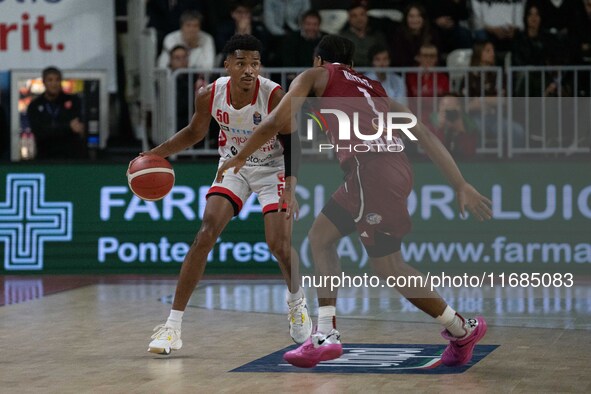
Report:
273,88,302,220
389,99,492,221
215,68,321,181
148,84,214,158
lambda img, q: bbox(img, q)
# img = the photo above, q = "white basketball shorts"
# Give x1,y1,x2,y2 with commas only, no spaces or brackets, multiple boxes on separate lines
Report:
206,163,286,216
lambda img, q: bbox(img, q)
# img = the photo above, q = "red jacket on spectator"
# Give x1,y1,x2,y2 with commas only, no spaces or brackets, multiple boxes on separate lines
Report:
406,71,450,97
406,71,450,122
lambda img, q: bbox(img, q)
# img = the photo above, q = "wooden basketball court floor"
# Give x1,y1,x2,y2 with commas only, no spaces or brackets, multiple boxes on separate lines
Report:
1,275,590,393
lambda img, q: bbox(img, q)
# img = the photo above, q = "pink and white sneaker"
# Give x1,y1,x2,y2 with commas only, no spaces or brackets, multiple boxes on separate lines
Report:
283,329,343,368
440,316,487,366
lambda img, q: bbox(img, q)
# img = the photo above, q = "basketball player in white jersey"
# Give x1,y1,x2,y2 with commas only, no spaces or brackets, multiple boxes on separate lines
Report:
136,35,312,355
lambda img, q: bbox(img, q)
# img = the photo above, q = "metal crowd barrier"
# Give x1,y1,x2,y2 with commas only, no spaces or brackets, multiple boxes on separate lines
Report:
506,66,591,158
150,66,589,159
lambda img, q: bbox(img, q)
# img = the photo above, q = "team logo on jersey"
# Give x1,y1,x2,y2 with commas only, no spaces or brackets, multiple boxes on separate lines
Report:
253,111,262,125
366,213,382,225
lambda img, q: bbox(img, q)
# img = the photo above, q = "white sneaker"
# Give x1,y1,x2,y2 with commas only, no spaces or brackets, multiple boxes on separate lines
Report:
288,297,313,344
148,324,182,355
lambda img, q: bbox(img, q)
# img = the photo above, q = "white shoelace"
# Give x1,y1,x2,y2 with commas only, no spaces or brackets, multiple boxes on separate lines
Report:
151,324,176,339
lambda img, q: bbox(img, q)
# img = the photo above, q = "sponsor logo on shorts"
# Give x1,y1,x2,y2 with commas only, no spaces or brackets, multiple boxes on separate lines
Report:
366,213,382,225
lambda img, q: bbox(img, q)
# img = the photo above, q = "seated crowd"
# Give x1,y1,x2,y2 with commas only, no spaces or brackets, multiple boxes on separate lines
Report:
146,0,591,157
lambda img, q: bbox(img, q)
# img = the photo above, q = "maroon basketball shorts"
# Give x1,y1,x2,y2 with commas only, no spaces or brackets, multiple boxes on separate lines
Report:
322,154,413,258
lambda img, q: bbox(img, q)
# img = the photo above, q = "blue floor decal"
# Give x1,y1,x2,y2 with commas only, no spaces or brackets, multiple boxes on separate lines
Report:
232,344,498,374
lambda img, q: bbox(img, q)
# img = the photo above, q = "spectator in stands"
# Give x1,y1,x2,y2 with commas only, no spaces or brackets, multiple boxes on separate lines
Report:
527,0,587,76
264,0,310,35
282,10,324,67
206,0,238,30
406,44,449,123
406,44,449,98
529,0,591,65
146,0,208,55
424,0,472,55
464,41,497,97
26,67,86,160
511,4,557,95
264,0,311,65
428,93,479,159
511,4,554,66
168,45,192,129
364,44,408,105
157,11,216,70
339,1,387,67
216,1,270,65
390,2,439,67
465,42,526,148
169,45,190,71
471,0,523,52
526,0,587,43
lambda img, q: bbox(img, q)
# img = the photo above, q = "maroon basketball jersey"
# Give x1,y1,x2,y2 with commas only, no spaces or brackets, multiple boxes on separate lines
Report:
319,63,405,166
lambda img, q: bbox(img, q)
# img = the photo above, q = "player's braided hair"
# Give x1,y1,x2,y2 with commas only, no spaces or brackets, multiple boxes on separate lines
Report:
314,35,355,66
222,34,263,57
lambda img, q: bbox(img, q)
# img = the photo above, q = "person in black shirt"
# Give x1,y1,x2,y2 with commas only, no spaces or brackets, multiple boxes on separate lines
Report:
424,0,472,54
281,9,324,67
26,67,86,160
215,1,270,65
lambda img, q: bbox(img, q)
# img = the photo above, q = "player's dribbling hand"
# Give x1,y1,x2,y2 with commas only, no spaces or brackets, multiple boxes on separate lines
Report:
127,152,156,176
456,182,493,221
215,156,246,183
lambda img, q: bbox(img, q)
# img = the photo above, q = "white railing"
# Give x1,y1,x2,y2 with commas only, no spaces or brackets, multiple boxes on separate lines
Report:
148,66,590,159
506,66,591,157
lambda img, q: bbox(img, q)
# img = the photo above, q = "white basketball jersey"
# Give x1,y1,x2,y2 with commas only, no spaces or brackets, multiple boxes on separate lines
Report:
210,76,284,166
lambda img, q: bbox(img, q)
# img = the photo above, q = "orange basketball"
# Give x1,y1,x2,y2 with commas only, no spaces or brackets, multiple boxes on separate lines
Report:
127,155,175,201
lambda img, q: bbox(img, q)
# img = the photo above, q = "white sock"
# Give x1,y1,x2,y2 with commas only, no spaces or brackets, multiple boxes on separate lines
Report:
436,306,468,338
287,287,304,303
166,310,184,330
317,305,336,334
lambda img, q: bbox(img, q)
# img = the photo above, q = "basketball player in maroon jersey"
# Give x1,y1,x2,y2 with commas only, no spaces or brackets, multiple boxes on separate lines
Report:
217,35,492,368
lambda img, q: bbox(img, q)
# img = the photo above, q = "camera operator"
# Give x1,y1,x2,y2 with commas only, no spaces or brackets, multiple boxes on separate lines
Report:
428,93,478,159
